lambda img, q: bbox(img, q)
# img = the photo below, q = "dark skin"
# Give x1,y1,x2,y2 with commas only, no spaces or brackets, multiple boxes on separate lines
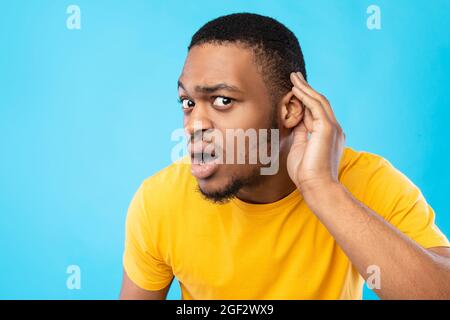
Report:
178,43,300,204
120,42,450,299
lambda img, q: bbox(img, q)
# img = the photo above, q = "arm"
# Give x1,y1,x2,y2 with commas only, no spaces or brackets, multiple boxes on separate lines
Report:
287,71,450,299
121,182,175,300
119,270,172,300
302,180,450,299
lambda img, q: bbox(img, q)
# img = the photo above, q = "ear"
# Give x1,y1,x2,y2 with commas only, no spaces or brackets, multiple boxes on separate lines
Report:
279,90,304,129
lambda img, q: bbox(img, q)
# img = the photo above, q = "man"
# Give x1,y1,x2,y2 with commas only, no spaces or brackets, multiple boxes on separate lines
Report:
120,13,450,299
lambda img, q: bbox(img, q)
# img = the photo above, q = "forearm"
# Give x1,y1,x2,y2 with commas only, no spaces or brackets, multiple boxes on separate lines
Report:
300,181,450,299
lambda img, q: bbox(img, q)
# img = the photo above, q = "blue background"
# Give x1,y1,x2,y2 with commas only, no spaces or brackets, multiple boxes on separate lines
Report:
0,0,449,300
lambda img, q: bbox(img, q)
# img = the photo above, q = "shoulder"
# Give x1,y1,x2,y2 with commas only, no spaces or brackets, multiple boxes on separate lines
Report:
138,157,196,206
339,146,388,178
124,157,199,245
339,146,422,217
340,146,417,191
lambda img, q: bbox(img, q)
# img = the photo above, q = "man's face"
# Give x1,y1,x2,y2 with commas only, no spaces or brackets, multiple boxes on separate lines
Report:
178,43,277,202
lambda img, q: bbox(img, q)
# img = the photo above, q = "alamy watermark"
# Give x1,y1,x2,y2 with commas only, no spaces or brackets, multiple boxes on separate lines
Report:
171,121,280,175
66,5,81,30
366,264,381,290
66,264,81,290
367,5,381,30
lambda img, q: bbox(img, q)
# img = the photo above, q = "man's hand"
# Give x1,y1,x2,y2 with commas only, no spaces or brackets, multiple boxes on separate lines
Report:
286,72,346,193
285,73,450,299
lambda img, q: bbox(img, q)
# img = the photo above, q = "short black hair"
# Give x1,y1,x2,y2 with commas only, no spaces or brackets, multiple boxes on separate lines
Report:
188,12,307,103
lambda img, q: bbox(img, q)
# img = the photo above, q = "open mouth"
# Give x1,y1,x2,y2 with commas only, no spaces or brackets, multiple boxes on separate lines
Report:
190,148,221,179
191,150,218,164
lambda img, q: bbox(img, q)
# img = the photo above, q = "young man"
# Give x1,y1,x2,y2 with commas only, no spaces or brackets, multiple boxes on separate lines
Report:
120,13,450,300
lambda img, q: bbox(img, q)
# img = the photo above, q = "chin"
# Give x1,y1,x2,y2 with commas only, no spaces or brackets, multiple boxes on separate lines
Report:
196,174,242,204
197,173,229,194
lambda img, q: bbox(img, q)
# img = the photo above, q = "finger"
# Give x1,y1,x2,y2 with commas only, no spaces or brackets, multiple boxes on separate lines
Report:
291,85,329,122
290,72,322,106
292,121,308,145
303,105,314,133
291,72,338,124
292,72,337,123
295,72,338,124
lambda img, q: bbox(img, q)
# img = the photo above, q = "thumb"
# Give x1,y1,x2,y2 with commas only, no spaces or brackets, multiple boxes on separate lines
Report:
292,121,308,146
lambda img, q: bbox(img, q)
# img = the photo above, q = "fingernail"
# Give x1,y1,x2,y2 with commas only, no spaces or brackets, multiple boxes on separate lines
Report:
297,72,304,80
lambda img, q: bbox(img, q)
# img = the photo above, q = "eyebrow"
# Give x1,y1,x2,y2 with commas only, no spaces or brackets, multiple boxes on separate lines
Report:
177,80,243,94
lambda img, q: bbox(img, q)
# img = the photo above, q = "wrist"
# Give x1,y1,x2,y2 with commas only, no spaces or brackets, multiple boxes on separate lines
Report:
297,179,345,215
297,178,339,194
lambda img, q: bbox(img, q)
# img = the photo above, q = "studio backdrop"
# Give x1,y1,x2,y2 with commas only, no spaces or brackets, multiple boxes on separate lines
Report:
0,0,449,299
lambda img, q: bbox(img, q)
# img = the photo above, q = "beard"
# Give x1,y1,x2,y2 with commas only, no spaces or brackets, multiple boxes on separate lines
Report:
197,166,261,204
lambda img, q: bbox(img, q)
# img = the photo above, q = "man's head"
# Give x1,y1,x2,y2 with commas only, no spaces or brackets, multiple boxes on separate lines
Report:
177,13,306,203
189,12,307,103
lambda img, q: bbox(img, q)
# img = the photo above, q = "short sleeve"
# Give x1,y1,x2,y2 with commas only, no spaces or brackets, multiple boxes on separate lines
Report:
122,182,174,291
363,158,450,249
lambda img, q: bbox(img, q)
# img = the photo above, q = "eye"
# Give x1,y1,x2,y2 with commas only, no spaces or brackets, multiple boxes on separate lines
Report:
179,97,195,110
212,96,234,108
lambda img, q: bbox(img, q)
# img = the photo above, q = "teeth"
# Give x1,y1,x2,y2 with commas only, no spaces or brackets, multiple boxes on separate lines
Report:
192,152,216,164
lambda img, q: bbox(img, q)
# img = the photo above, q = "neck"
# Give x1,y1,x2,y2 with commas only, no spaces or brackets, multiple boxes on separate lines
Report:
236,151,297,204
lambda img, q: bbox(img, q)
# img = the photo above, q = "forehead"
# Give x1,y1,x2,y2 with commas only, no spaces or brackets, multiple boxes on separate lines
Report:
178,43,266,94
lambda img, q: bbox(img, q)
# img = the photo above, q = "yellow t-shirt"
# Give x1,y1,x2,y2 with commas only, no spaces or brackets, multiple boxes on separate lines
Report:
123,146,449,299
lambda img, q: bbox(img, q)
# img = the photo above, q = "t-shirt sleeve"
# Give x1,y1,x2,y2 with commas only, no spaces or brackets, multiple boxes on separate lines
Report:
363,158,450,249
122,182,174,291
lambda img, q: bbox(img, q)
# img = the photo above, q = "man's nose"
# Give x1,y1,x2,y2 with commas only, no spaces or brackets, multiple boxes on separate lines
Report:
184,103,214,138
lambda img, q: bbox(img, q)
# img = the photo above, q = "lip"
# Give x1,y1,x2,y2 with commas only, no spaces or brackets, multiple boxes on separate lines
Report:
188,140,221,179
190,158,220,179
188,141,216,155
